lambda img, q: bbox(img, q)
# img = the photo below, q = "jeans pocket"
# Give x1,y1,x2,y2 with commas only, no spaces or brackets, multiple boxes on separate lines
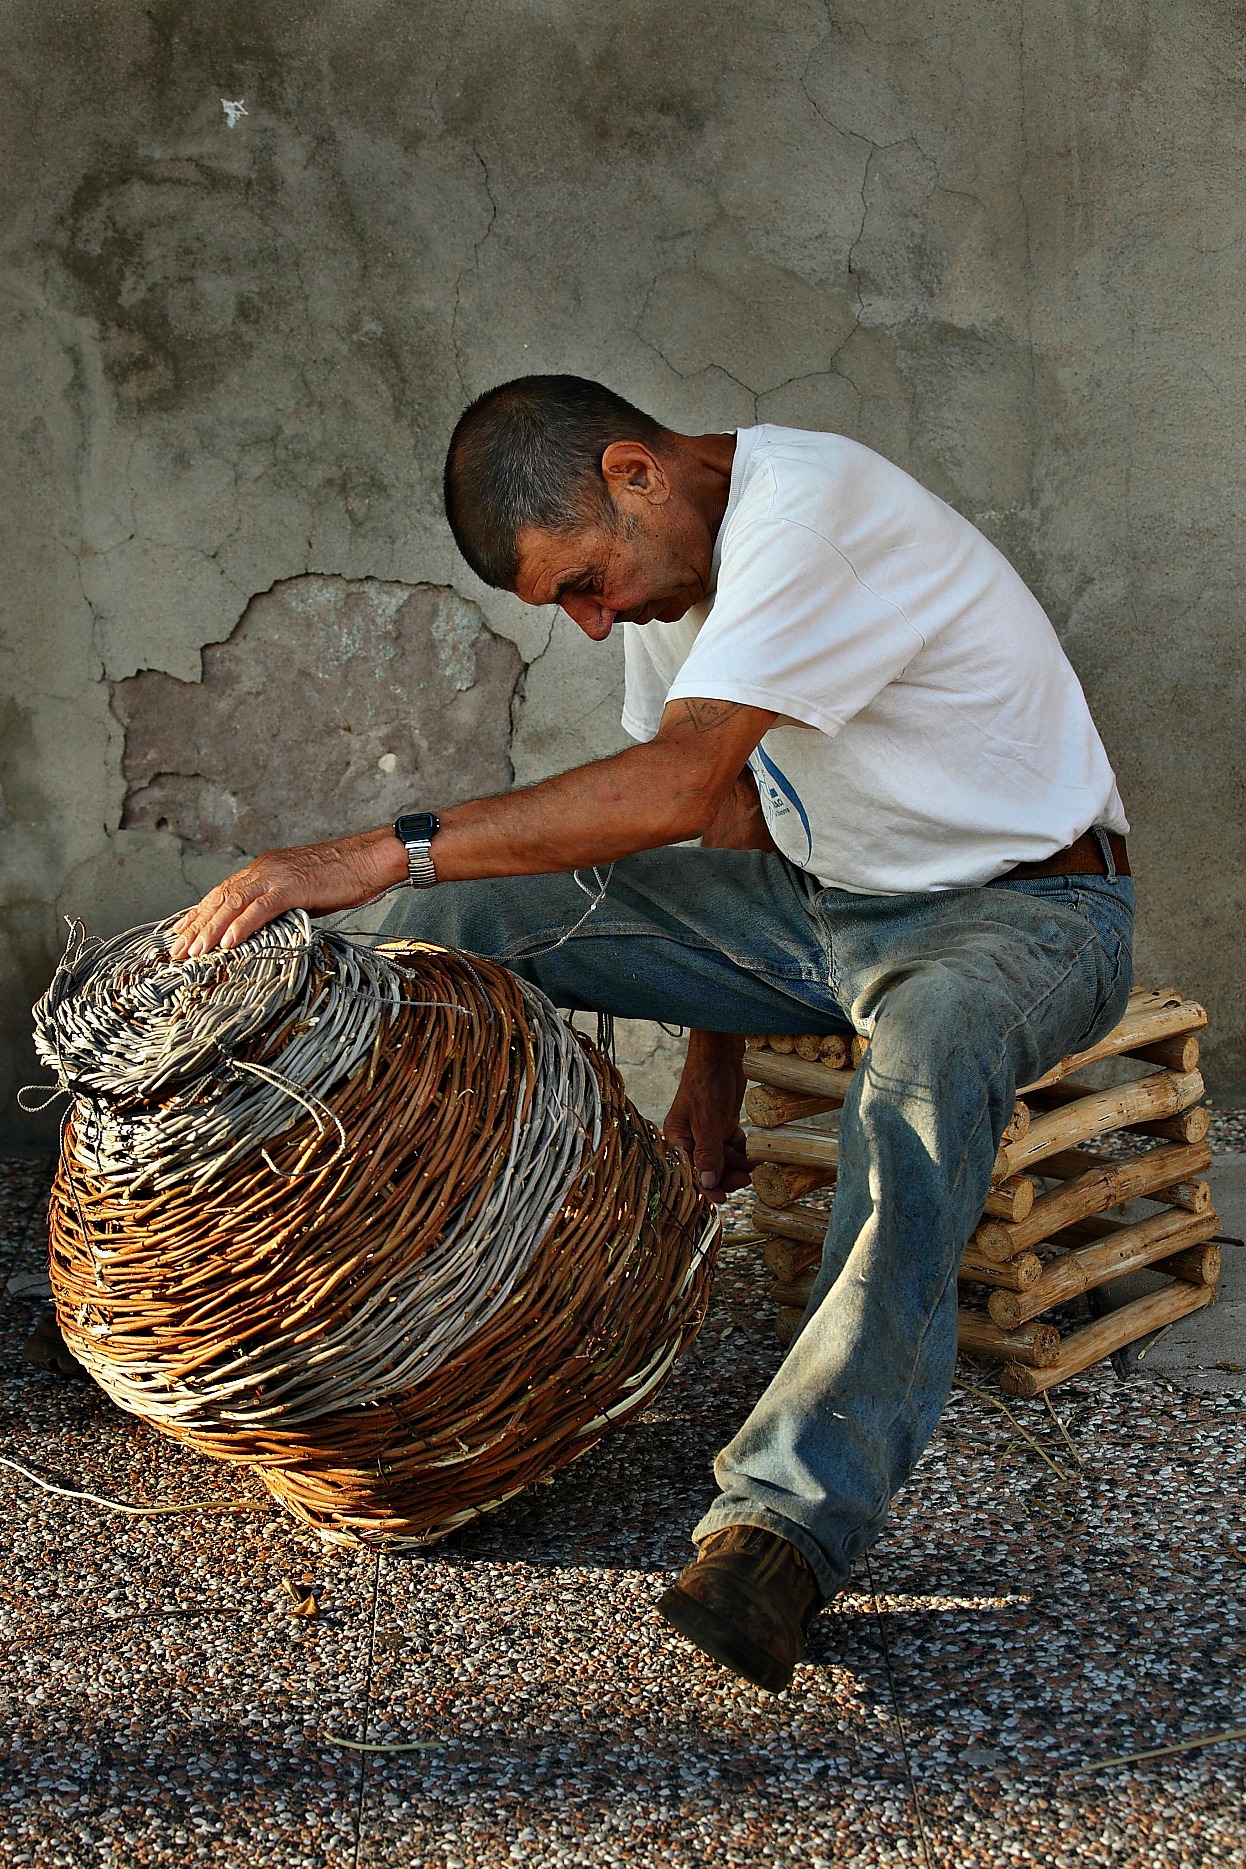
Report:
1066,884,1135,1040
991,873,1135,1045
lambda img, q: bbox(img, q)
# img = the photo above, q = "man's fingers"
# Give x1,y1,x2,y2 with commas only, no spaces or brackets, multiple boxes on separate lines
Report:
170,896,239,959
169,879,283,959
193,892,280,956
692,1136,726,1192
217,897,285,951
661,1105,695,1153
171,852,314,957
166,833,399,961
703,1166,751,1206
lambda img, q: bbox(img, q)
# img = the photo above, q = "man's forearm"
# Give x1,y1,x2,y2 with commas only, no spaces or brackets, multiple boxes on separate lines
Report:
366,726,776,895
171,698,778,957
281,735,731,912
431,738,721,881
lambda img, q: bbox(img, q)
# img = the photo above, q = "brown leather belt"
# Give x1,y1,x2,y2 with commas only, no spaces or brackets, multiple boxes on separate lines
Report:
1009,828,1130,881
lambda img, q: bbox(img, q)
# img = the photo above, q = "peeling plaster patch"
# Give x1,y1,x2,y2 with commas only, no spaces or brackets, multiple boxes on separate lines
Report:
112,576,522,857
430,590,480,691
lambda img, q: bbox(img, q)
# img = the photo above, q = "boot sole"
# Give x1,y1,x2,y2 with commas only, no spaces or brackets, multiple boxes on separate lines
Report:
656,1582,796,1693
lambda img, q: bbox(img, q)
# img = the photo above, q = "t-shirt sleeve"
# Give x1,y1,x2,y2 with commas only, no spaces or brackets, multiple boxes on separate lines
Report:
620,621,669,742
664,518,925,736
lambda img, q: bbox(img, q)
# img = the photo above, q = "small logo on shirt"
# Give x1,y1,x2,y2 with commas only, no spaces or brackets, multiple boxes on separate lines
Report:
751,746,813,863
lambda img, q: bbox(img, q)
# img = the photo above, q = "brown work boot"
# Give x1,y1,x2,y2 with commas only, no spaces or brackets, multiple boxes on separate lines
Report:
656,1524,824,1692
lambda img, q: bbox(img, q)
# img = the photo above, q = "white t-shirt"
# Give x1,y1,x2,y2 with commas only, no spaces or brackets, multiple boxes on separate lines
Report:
621,425,1127,894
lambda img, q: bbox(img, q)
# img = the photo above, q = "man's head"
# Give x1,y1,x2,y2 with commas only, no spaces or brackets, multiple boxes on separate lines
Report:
444,375,733,638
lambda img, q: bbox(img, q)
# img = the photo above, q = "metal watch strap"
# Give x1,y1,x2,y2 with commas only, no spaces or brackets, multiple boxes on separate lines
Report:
393,812,440,889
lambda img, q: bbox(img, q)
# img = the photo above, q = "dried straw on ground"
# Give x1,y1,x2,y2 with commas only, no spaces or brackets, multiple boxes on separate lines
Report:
35,914,717,1548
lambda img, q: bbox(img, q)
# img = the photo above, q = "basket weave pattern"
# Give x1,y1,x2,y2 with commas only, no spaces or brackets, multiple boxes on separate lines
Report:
43,925,717,1548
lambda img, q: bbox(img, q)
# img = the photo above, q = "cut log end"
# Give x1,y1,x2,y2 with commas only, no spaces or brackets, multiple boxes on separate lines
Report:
1002,1100,1031,1145
1132,1106,1211,1145
750,1162,835,1209
960,1248,1043,1292
957,1310,1061,1368
757,1221,823,1285
984,1176,1036,1222
775,1305,804,1349
1132,1033,1201,1073
1162,1241,1220,1288
744,1083,840,1130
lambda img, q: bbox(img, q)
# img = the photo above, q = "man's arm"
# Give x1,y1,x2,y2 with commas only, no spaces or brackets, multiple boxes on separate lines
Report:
698,764,777,855
170,697,776,957
660,764,776,1198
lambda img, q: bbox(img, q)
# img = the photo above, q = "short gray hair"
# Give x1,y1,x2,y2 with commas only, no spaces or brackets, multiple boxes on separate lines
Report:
443,375,666,588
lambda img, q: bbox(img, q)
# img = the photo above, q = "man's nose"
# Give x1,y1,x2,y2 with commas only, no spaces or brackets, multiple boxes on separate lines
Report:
561,596,617,640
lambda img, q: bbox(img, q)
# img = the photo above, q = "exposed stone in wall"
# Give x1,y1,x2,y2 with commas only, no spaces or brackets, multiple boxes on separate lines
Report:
113,578,522,856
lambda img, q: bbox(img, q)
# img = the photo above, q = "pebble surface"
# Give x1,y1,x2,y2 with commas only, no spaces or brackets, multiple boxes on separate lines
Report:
1,1137,1244,1867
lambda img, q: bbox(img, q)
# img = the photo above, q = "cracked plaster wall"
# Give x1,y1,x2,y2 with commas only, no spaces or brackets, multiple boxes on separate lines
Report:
2,0,1244,1138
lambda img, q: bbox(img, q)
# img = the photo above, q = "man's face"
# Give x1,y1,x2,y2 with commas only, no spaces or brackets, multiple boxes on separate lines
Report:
512,502,712,640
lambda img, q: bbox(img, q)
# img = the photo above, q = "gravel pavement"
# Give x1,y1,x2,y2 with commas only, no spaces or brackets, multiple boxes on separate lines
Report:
0,1141,1244,1869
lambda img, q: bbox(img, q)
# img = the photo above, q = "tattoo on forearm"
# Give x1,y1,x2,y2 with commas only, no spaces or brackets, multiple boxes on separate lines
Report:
680,698,744,734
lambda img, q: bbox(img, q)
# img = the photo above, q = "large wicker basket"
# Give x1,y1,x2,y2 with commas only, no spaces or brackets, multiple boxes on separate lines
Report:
39,921,717,1547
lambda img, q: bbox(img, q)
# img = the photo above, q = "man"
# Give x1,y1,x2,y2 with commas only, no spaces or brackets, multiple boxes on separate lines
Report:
173,376,1134,1694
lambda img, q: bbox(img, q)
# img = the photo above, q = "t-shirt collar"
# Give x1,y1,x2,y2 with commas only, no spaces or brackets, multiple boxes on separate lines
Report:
706,427,756,598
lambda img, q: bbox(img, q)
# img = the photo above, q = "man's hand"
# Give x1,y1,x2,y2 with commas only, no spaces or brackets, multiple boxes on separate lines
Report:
663,1029,751,1203
698,765,778,854
169,828,405,960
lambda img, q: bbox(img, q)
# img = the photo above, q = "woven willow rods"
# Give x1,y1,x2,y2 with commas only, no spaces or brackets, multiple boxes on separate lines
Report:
40,913,720,1546
45,933,607,1429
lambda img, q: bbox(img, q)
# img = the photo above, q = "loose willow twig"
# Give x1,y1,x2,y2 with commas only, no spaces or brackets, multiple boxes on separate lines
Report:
951,1378,1072,1483
0,1453,269,1517
324,1734,444,1753
1060,1725,1246,1777
1042,1393,1085,1471
1134,1319,1178,1362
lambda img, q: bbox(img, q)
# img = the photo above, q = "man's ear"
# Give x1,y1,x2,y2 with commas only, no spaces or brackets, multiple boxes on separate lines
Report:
601,440,670,506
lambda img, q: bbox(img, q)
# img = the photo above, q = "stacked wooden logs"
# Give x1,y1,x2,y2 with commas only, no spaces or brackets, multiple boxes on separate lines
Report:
744,988,1220,1397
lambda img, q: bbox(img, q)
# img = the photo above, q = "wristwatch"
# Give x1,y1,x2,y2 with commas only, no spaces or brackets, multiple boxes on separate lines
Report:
393,812,440,888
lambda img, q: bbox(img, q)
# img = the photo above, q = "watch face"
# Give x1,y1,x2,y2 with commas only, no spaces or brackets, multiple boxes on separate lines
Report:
394,812,439,841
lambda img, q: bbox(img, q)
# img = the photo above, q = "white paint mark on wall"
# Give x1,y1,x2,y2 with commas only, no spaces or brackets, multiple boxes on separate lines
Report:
221,99,249,128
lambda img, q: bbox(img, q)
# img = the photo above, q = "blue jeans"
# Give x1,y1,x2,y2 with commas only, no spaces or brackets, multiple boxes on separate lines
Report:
379,849,1134,1595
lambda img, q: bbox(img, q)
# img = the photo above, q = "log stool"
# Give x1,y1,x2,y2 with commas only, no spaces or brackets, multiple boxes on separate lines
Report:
744,989,1220,1396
